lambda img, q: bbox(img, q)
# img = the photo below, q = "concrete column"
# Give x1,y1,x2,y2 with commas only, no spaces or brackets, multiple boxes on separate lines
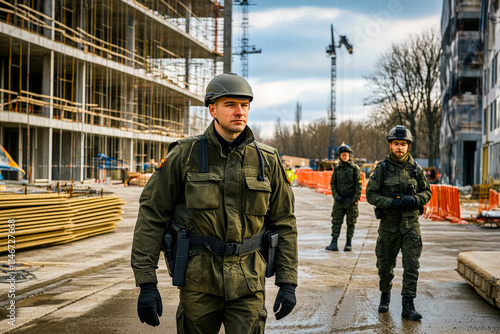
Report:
75,60,86,121
223,0,232,73
42,55,51,117
126,85,134,130
31,127,36,181
48,127,53,183
37,127,50,181
18,124,23,180
127,16,136,67
184,101,191,135
130,139,134,173
1,57,4,112
80,133,85,181
43,0,53,39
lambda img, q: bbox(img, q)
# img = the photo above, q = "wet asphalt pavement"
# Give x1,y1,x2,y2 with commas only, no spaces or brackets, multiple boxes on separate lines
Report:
1,185,500,333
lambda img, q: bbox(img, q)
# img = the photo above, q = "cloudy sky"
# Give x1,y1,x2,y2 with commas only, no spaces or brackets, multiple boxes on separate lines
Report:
229,0,443,138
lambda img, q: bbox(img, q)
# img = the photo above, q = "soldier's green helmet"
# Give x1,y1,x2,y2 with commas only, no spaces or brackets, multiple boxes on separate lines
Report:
386,125,413,143
204,73,253,107
337,143,352,154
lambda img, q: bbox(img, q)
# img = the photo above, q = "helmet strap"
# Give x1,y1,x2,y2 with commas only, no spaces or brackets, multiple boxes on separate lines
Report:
215,118,220,125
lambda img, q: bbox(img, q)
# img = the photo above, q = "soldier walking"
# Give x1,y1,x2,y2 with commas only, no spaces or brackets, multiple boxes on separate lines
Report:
326,143,362,251
131,73,298,333
366,125,432,321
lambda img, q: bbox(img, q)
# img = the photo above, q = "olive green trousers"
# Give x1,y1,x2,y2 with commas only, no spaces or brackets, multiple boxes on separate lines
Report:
176,289,266,334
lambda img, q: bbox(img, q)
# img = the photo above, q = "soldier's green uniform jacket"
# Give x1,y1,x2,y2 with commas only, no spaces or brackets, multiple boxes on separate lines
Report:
131,122,298,301
366,154,432,226
330,160,362,207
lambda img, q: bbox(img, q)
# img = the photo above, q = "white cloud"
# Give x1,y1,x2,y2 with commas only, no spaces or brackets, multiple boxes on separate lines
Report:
239,7,342,30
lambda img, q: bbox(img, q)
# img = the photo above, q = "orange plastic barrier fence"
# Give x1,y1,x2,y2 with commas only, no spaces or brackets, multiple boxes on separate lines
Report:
488,189,499,210
295,170,366,202
360,172,367,202
424,185,467,224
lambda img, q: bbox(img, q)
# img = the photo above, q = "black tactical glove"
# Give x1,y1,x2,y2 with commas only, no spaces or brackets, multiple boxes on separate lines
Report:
391,198,405,209
335,196,344,202
137,283,163,327
400,195,417,208
273,284,297,320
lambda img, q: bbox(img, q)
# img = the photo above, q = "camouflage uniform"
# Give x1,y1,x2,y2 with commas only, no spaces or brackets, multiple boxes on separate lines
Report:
330,160,362,239
366,154,431,298
131,122,298,333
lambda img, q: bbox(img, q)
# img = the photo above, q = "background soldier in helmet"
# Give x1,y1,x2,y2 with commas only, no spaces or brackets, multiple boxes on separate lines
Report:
366,125,432,321
131,73,298,333
326,143,362,251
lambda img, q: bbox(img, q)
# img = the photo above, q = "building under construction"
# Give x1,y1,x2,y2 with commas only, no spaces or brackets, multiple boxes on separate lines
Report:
481,0,500,184
440,0,483,186
0,0,225,183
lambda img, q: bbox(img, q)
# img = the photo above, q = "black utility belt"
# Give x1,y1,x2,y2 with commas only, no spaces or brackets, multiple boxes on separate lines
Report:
190,230,264,256
162,226,278,287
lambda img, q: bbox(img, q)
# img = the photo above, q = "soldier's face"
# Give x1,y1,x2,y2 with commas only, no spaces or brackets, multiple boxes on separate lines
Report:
389,140,409,159
340,152,349,162
209,97,249,141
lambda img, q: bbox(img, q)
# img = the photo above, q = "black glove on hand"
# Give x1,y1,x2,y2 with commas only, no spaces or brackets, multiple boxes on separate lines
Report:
400,195,417,208
137,283,163,327
273,284,297,320
335,196,344,202
391,198,405,209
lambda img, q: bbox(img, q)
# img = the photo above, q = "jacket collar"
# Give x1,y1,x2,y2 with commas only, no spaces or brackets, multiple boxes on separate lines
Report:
204,121,255,157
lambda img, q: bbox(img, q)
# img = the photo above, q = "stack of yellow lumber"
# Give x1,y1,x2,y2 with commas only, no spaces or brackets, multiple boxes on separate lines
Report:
0,193,125,252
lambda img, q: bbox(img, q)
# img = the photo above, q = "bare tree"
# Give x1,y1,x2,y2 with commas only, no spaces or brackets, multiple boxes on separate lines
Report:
365,28,442,166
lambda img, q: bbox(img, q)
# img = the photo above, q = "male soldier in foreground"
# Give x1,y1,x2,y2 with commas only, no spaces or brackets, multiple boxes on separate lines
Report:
366,125,431,321
131,73,298,333
326,143,362,251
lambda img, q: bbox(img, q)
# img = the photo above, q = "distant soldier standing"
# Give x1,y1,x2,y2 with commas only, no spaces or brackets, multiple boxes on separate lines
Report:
326,143,362,252
366,125,431,321
131,73,298,333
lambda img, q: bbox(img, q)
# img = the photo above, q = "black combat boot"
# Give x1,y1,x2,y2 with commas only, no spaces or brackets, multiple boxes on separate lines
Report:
344,238,352,251
325,238,338,251
402,296,422,321
378,292,390,313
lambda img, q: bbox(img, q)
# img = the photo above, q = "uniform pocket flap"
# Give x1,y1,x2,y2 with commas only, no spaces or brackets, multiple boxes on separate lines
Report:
187,172,222,182
245,177,271,192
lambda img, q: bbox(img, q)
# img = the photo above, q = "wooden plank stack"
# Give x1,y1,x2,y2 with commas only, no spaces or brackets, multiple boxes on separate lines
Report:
0,192,125,253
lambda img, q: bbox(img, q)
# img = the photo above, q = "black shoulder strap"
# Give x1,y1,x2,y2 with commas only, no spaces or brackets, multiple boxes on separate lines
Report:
413,161,419,178
382,160,389,179
253,142,265,181
196,135,208,173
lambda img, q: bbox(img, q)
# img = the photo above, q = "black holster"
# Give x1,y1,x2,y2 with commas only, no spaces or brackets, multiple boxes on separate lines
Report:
374,207,384,219
161,224,190,287
261,231,279,278
162,231,176,277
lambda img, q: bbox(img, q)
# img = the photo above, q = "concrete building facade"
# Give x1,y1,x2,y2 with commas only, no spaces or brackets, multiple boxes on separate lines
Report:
481,0,500,184
0,0,224,182
441,0,483,186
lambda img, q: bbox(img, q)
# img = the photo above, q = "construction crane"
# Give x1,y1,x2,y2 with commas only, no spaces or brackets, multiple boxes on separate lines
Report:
326,24,353,159
234,0,261,78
